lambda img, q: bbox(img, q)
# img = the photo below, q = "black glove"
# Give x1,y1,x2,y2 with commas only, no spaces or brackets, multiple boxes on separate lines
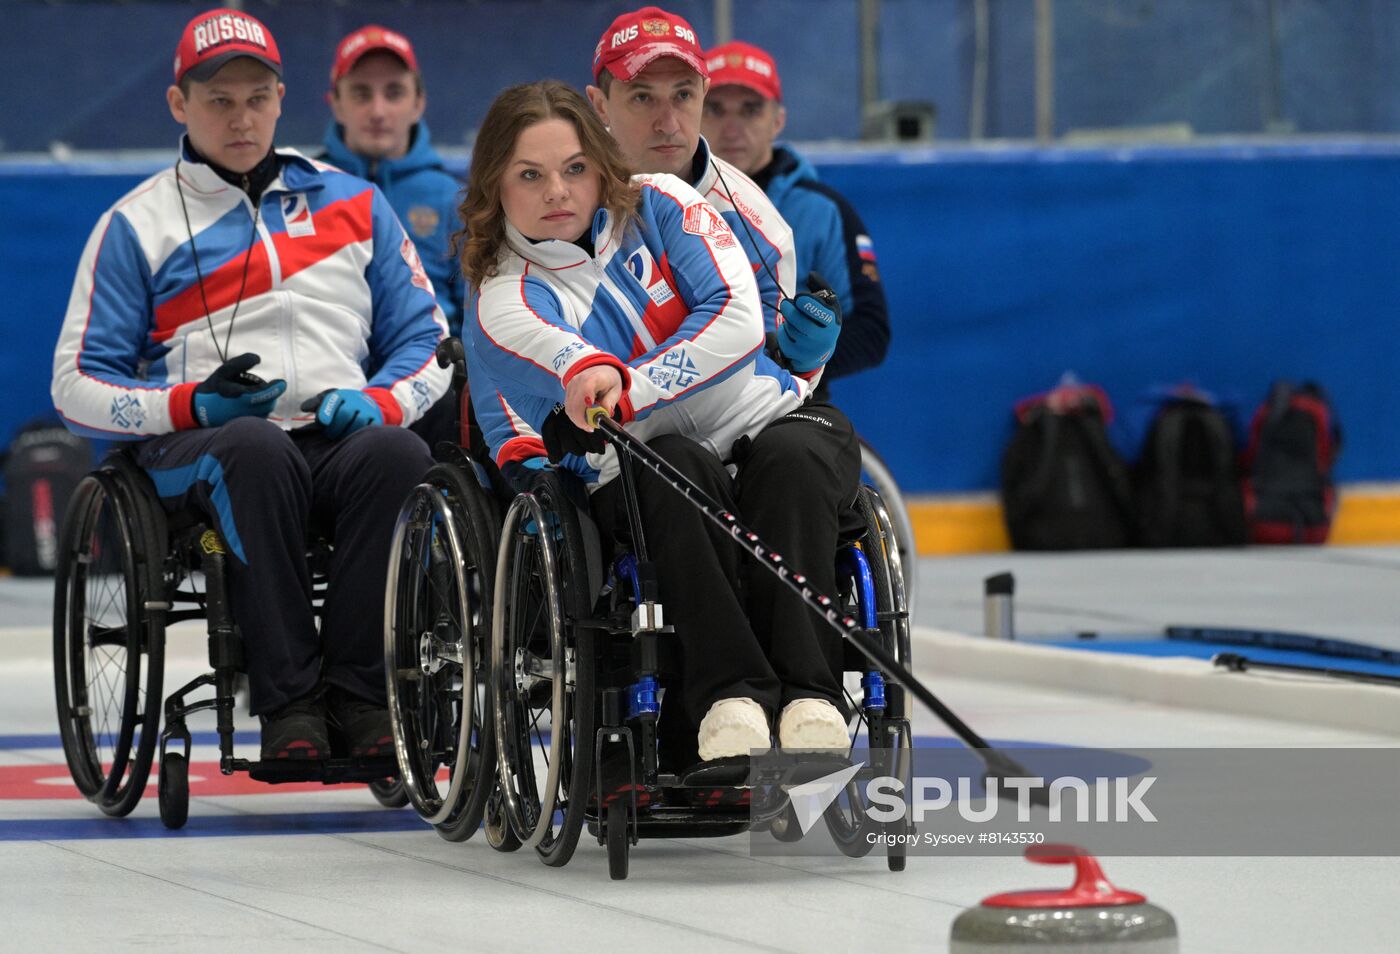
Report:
541,404,606,463
191,353,286,428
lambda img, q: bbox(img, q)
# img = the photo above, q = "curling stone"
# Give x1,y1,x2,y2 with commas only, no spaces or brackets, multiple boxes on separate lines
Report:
950,844,1177,953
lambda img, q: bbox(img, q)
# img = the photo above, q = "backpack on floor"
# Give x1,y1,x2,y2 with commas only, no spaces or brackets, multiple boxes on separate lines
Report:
1241,381,1341,544
1000,382,1135,550
1134,389,1246,547
2,419,94,576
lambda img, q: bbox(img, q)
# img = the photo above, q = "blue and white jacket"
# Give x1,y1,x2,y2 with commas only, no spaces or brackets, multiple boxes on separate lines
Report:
469,173,812,489
759,144,889,381
690,137,796,334
52,140,450,439
320,121,466,336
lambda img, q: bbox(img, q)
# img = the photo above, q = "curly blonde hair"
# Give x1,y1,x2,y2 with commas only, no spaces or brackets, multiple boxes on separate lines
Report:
456,80,641,288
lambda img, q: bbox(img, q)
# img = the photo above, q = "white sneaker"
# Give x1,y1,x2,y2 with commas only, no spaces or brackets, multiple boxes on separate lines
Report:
778,698,850,752
697,698,771,760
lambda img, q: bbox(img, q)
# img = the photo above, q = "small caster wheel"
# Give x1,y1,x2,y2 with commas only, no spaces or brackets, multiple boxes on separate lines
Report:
484,787,521,852
158,752,189,830
368,778,409,809
606,800,630,881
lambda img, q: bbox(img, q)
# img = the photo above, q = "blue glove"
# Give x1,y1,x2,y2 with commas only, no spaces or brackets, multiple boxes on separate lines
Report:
191,353,286,428
300,389,384,440
776,272,842,373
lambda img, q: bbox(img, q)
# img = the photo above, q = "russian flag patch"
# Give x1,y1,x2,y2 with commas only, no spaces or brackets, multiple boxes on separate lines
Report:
855,234,877,263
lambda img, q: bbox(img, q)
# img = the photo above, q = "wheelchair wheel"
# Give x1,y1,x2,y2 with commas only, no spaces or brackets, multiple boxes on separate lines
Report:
368,778,409,809
491,472,595,867
606,800,630,881
53,469,166,817
386,462,499,839
767,803,806,843
158,752,189,830
858,439,918,621
483,785,522,852
825,484,913,860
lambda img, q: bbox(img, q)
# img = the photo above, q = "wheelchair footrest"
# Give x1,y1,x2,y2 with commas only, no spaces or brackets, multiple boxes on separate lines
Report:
671,756,752,789
587,805,751,841
669,752,856,789
237,756,399,785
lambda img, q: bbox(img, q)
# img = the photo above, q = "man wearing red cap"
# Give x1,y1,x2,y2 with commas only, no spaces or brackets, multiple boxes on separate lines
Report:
322,26,463,338
583,7,858,766
586,6,848,383
52,8,450,762
703,40,890,385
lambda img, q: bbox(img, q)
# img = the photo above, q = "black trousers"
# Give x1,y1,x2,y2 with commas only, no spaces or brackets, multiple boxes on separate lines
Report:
590,402,861,767
136,417,433,714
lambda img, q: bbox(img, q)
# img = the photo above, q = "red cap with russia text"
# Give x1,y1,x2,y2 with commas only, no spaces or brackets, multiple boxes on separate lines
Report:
331,25,420,85
173,8,282,85
705,41,782,101
592,6,708,84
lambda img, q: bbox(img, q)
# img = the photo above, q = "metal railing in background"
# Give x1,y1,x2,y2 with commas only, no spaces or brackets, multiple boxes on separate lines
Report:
2,0,1398,154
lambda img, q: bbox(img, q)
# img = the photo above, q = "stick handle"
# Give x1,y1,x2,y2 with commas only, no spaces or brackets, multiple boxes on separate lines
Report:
590,414,1030,775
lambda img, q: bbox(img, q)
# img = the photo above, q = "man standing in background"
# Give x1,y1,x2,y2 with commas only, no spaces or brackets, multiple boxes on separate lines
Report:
322,25,465,446
702,39,890,385
323,25,463,335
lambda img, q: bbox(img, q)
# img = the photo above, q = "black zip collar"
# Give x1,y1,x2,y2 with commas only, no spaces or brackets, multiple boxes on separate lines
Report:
185,141,282,204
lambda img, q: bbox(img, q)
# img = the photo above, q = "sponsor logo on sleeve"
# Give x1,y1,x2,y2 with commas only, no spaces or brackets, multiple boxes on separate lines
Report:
400,236,433,294
411,379,432,413
681,203,737,251
552,340,588,372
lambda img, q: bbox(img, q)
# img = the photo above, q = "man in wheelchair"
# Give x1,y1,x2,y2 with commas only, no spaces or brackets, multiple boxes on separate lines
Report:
51,8,450,762
460,81,861,771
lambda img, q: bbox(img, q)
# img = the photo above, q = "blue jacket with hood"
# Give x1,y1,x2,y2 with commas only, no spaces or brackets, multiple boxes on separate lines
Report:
757,144,890,381
322,120,465,335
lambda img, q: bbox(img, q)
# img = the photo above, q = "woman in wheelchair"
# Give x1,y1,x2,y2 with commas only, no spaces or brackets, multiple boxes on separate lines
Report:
461,80,862,768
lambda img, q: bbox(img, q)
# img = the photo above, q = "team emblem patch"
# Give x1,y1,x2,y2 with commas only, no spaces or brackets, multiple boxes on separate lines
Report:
642,18,671,36
407,205,439,238
282,193,316,237
681,203,737,250
645,348,699,392
109,394,145,430
400,236,433,294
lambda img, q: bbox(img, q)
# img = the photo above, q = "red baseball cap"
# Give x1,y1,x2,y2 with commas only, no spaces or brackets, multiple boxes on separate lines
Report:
705,41,781,101
592,6,707,84
173,8,282,85
331,25,420,85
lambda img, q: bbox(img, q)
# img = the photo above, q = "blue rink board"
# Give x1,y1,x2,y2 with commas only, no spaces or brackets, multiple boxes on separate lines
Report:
5,140,1400,494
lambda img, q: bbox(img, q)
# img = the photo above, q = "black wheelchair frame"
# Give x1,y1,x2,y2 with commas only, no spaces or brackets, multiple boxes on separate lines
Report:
53,451,403,830
384,398,917,879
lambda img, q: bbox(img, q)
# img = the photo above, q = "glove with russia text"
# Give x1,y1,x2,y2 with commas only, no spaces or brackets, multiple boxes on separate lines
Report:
191,353,287,428
541,404,607,463
775,271,842,373
300,389,384,440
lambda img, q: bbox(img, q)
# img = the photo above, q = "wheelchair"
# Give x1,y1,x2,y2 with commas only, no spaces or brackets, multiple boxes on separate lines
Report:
53,451,404,829
857,438,919,621
386,423,915,879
